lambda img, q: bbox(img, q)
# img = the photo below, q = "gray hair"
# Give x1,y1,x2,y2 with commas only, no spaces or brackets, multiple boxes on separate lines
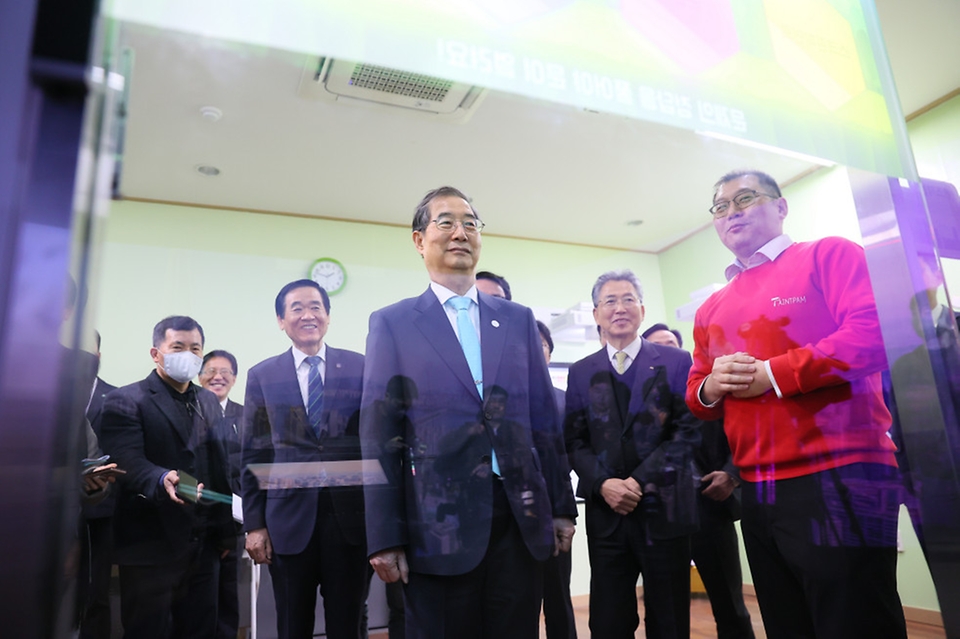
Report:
412,186,479,232
591,270,643,307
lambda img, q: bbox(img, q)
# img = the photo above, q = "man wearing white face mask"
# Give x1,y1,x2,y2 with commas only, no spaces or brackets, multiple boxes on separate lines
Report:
100,315,236,639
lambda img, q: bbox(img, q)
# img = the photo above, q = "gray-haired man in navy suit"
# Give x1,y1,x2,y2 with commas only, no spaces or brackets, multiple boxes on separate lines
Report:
361,186,577,639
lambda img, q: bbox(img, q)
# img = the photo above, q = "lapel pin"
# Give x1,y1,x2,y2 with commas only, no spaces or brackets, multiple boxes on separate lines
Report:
491,320,500,328
336,363,342,369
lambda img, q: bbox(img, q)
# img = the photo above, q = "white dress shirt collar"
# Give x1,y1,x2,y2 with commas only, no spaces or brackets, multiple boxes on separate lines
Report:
605,337,642,372
725,234,793,281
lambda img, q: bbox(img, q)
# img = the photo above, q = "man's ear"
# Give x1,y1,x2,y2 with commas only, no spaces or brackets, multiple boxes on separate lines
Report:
412,230,426,258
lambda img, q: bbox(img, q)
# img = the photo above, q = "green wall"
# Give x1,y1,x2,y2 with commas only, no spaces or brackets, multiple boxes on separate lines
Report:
93,200,665,398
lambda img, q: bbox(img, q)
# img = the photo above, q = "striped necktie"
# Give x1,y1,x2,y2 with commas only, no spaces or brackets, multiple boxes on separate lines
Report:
306,355,324,437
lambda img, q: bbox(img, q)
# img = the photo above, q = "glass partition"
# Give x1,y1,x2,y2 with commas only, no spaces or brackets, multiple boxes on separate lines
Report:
11,0,958,636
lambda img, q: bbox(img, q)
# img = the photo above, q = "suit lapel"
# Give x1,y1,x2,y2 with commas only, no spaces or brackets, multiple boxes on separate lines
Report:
413,289,481,400
146,373,191,446
630,341,667,415
478,293,505,401
324,346,342,419
272,349,313,438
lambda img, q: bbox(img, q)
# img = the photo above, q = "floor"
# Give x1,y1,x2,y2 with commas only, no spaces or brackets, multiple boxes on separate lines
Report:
544,592,947,639
369,591,947,639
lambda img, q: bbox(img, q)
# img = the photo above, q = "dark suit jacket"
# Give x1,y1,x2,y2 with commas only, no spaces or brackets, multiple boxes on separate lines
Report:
100,371,234,565
219,398,243,495
564,340,700,540
86,377,118,438
361,288,577,576
240,346,365,555
83,376,119,519
695,418,742,522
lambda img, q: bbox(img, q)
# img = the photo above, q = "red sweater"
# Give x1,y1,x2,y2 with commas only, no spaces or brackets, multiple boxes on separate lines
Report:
685,237,898,481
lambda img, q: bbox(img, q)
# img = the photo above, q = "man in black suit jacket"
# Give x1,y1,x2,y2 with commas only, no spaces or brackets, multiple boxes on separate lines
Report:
642,325,754,639
199,349,245,639
361,186,577,639
565,271,700,639
100,316,235,639
241,280,368,639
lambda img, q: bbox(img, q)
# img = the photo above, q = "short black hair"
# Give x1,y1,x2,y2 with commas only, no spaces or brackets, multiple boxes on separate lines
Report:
412,186,479,233
536,320,554,354
203,349,238,375
641,322,683,348
275,279,330,318
476,271,512,301
152,316,204,348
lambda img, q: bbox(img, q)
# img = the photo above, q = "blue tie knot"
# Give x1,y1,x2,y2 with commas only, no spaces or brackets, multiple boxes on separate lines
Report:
448,295,472,312
306,355,321,368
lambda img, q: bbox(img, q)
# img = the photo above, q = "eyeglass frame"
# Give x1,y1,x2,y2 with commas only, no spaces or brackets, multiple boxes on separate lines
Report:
709,189,780,218
200,367,236,378
428,215,485,234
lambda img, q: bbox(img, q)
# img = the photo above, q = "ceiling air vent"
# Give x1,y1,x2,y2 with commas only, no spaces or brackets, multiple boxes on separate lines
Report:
297,58,486,122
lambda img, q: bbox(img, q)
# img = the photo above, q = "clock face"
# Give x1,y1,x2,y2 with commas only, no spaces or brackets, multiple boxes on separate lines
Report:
309,258,346,295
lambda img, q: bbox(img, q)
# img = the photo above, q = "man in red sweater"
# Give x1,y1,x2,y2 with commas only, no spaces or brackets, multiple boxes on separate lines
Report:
685,170,907,639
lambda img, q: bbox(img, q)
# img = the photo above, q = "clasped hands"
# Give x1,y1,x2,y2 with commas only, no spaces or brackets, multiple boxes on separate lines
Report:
700,352,772,405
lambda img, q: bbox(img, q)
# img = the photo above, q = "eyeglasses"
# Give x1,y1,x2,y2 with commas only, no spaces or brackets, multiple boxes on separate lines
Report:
709,190,779,218
429,217,485,234
200,368,235,378
597,295,640,309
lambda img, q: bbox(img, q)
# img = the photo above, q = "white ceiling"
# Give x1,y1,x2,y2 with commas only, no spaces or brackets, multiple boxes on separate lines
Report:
115,0,960,253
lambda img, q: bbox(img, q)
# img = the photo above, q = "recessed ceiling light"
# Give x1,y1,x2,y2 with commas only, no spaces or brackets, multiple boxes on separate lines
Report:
195,165,221,177
199,106,223,122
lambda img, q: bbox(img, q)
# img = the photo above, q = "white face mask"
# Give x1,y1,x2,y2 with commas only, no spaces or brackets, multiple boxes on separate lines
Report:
161,350,203,384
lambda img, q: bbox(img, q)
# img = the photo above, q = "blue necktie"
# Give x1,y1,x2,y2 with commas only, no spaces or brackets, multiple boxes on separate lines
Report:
305,355,324,438
447,296,499,475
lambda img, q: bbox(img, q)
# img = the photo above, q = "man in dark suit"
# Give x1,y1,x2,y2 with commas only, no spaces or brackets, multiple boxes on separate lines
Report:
537,320,578,639
642,324,754,639
361,186,577,639
565,271,700,639
78,330,119,639
100,315,235,639
241,279,368,639
199,349,244,639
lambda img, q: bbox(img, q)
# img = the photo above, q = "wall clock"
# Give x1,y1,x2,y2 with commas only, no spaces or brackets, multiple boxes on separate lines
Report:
309,257,347,295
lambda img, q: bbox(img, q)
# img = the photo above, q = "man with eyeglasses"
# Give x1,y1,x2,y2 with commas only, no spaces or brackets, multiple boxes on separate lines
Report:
564,270,701,639
241,279,370,639
199,349,245,639
686,170,906,639
360,186,577,639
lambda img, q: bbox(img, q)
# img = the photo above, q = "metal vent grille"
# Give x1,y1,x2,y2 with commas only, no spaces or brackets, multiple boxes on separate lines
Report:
348,64,453,102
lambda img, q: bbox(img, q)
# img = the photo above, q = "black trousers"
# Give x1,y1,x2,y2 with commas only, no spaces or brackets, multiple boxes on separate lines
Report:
740,463,907,639
542,547,577,639
78,516,114,639
586,516,691,639
118,538,220,639
214,535,242,639
403,480,544,639
269,492,370,639
691,508,754,639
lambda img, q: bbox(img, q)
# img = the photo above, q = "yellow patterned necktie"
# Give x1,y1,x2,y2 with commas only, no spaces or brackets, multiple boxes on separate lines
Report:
614,351,627,374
